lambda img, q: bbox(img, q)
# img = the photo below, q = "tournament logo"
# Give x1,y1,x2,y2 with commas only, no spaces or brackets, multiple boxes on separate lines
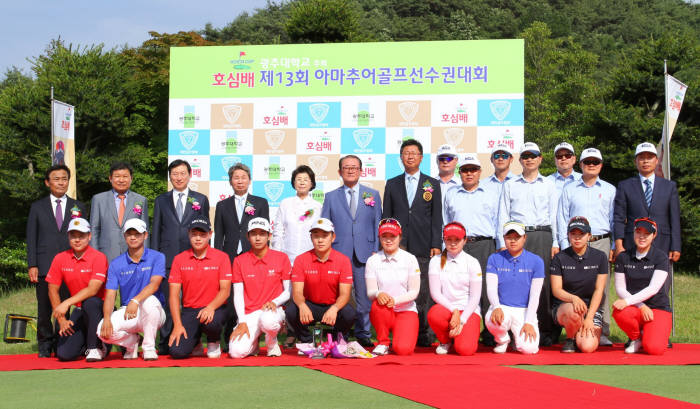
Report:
352,129,374,149
222,105,242,125
309,103,330,123
489,101,511,121
265,130,285,150
443,128,464,147
179,131,199,151
398,102,419,122
264,182,284,202
308,155,329,176
221,157,242,173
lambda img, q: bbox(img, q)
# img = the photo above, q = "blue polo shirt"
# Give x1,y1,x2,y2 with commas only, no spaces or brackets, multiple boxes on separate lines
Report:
106,248,166,306
486,249,544,308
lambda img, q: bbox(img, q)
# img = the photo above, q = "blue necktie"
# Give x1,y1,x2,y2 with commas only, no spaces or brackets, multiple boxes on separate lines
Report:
406,176,416,207
644,179,652,208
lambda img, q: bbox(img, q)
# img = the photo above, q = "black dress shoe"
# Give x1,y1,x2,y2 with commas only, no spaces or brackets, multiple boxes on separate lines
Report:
157,345,169,356
668,339,673,349
539,335,553,347
416,337,433,348
357,338,374,348
38,350,52,358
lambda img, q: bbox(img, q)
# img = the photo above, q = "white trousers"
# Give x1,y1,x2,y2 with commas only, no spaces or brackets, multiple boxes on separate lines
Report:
228,307,284,358
485,305,539,354
97,295,166,352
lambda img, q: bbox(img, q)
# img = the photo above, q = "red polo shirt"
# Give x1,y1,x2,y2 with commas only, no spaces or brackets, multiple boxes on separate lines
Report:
291,249,353,305
232,249,291,314
45,246,107,306
169,247,233,309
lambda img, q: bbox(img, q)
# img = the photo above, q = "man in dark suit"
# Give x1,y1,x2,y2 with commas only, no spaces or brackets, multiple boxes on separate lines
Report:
151,159,210,355
214,163,269,346
26,164,88,357
382,139,442,347
614,142,681,261
321,155,382,347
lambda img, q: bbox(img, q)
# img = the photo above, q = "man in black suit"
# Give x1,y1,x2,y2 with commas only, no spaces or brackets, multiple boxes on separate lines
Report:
26,164,88,357
151,159,210,355
214,163,269,346
383,139,442,347
613,142,681,261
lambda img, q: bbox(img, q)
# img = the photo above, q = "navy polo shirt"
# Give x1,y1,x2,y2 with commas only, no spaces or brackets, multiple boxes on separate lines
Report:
614,246,670,312
550,247,608,306
486,249,544,308
106,248,167,306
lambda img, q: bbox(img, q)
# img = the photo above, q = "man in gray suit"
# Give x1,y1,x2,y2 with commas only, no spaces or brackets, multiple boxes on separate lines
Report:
90,162,149,262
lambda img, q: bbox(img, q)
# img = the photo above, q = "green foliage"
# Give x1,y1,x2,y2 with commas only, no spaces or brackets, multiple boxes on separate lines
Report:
0,240,27,291
286,0,364,43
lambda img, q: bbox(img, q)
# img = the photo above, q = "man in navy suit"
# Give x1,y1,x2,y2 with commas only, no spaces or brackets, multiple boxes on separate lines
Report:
214,163,269,346
321,155,382,347
614,142,681,261
383,139,442,346
26,164,88,357
151,159,210,354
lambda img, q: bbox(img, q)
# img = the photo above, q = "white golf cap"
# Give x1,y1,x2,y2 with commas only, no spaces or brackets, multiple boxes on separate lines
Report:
635,142,658,156
503,221,526,236
554,142,575,155
123,218,147,233
435,144,458,161
248,217,271,233
459,153,481,168
310,217,335,233
491,143,513,155
67,218,91,233
519,142,541,155
580,148,603,162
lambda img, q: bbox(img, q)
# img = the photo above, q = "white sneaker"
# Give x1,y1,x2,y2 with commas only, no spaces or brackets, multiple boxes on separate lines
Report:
296,342,314,356
435,343,450,355
142,349,158,361
625,339,642,354
267,343,282,357
206,342,221,358
123,347,138,360
86,348,105,362
493,342,509,354
372,344,389,355
192,342,205,357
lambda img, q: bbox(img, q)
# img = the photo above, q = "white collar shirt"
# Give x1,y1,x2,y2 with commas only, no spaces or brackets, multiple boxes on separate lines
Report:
365,248,421,313
428,251,482,313
271,195,322,265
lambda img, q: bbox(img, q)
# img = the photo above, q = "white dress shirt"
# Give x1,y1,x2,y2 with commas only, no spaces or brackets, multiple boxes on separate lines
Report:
50,194,67,220
172,187,189,210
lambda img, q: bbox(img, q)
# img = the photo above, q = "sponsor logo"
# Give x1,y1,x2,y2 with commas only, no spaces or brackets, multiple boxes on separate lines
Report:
179,131,198,151
352,129,373,149
489,101,511,121
264,182,284,202
398,101,419,122
308,155,329,175
309,103,330,123
265,130,285,150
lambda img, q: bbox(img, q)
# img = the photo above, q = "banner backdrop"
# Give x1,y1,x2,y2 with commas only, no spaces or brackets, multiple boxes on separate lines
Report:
169,40,524,221
51,99,76,198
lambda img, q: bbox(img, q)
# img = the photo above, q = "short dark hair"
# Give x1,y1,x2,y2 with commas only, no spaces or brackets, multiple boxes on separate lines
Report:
339,155,363,170
110,161,133,177
291,165,316,191
45,164,70,180
168,159,191,175
228,163,251,181
400,139,423,155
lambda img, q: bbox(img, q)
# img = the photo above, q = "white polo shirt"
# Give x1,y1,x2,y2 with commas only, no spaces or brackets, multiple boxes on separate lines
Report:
365,248,421,313
428,251,482,314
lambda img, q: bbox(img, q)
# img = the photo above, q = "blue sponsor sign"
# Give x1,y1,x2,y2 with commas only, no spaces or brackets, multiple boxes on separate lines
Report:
210,155,253,181
477,99,524,126
297,102,341,128
168,130,210,155
340,128,386,154
252,180,296,208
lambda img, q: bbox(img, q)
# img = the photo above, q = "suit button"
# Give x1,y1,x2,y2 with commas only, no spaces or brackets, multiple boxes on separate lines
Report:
409,210,412,215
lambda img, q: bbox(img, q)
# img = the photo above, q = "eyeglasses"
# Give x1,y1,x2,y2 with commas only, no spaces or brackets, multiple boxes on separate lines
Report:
492,153,511,160
520,153,539,160
379,218,402,228
581,159,602,166
555,152,574,160
459,167,481,174
401,151,422,157
438,156,456,163
341,166,361,172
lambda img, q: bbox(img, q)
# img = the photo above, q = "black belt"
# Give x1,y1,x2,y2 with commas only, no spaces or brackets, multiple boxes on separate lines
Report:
589,233,611,242
524,225,551,232
467,236,493,242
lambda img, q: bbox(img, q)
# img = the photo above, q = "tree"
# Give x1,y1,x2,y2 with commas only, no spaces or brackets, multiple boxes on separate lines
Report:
286,0,364,43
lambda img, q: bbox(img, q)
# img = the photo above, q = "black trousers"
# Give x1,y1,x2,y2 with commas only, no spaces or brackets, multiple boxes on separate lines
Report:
158,269,173,352
415,256,435,342
523,231,557,337
464,239,497,336
285,300,355,343
169,306,227,359
56,296,104,361
36,276,70,353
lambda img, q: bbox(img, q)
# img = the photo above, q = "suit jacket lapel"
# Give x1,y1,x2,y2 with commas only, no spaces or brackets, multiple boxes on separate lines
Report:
398,175,410,209
111,192,121,226
60,198,75,232
166,191,179,222
44,196,60,233
181,192,194,223
634,178,650,212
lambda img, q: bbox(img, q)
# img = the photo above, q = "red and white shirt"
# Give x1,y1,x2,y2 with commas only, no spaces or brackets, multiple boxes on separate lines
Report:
170,247,232,309
45,246,108,306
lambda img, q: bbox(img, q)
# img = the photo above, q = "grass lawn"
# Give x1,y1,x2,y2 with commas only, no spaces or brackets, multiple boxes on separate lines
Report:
514,365,700,404
0,366,427,408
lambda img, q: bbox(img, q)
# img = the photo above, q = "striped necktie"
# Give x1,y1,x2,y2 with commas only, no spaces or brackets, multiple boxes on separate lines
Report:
644,179,652,208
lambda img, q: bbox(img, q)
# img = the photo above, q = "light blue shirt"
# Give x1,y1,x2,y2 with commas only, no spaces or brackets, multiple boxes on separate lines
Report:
405,171,419,207
498,173,558,249
439,177,460,224
343,184,360,214
546,171,582,194
557,177,616,248
113,190,129,212
481,171,515,199
444,184,500,238
639,173,655,193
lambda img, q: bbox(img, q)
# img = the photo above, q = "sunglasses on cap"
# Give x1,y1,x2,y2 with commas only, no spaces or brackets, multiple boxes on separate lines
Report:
438,156,456,163
492,152,511,160
379,218,402,228
520,153,540,160
555,152,574,160
582,159,602,166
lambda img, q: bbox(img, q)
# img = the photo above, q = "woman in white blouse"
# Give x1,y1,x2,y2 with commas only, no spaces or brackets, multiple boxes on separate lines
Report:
428,222,482,355
365,218,420,356
271,165,322,265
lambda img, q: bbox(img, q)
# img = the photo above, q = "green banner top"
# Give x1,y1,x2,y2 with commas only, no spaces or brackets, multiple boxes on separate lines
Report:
170,40,523,99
